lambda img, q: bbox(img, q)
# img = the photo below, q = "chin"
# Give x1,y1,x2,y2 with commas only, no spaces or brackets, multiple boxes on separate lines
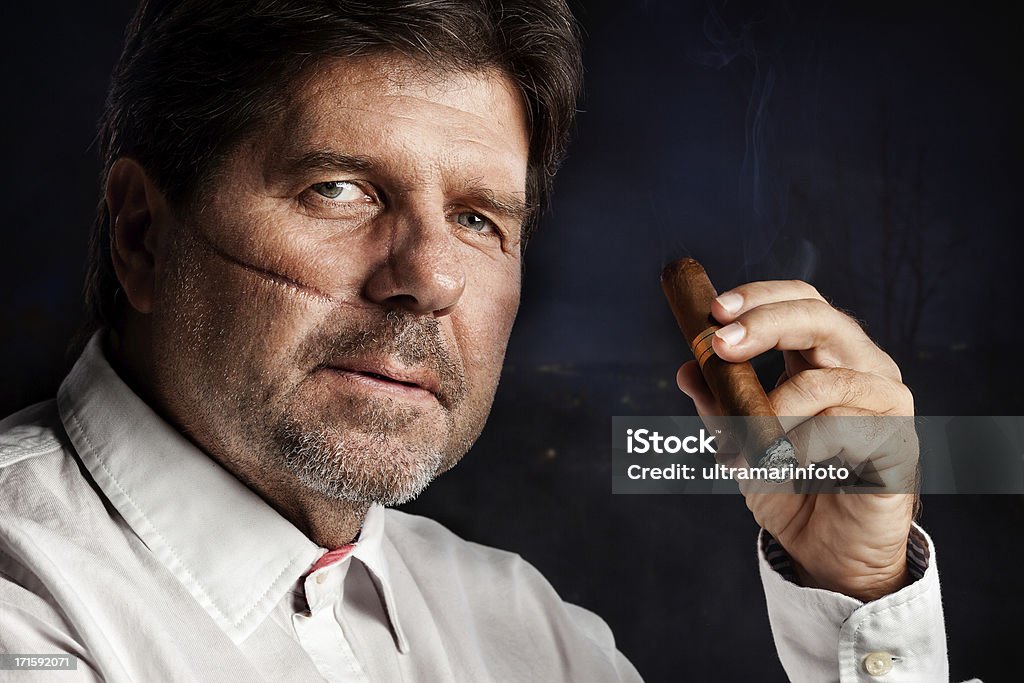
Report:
273,418,451,506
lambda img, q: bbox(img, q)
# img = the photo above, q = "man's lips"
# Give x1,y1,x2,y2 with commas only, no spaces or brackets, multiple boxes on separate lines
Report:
322,359,442,401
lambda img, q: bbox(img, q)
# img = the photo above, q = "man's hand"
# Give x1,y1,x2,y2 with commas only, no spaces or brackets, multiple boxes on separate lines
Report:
675,280,917,602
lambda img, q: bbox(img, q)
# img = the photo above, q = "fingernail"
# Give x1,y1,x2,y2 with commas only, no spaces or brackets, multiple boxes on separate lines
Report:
716,322,745,346
715,292,743,314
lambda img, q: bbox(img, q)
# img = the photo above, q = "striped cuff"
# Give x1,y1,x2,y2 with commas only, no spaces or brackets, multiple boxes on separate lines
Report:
762,526,929,586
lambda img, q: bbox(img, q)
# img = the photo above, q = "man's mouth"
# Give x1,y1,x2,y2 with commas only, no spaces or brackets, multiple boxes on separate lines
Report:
354,370,418,387
322,359,442,404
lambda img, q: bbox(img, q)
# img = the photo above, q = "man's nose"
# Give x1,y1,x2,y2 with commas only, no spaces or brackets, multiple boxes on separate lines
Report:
363,213,466,316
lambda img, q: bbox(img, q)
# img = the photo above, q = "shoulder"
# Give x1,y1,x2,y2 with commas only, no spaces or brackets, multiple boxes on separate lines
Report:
0,400,106,555
0,400,84,509
0,402,84,613
0,487,103,680
0,400,68,471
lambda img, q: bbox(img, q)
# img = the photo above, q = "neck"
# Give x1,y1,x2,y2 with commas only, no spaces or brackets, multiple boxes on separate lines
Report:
226,453,371,547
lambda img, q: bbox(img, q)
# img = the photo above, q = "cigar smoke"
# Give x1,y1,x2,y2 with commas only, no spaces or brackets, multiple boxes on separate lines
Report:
693,1,822,283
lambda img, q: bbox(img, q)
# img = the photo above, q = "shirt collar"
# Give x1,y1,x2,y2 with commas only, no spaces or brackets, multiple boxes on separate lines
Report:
348,504,410,653
57,332,405,646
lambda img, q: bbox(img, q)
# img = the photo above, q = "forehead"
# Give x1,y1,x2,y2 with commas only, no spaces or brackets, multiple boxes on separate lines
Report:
259,55,530,190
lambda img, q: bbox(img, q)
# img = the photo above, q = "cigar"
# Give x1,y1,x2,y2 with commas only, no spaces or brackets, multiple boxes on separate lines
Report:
660,258,798,474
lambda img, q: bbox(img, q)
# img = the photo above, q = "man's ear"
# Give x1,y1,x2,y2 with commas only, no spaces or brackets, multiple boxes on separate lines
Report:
106,158,170,315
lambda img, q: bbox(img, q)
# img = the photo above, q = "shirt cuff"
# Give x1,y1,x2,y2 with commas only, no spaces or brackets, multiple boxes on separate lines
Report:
757,523,949,683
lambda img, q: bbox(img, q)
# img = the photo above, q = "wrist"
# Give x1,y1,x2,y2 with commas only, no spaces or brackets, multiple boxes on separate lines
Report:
792,557,911,602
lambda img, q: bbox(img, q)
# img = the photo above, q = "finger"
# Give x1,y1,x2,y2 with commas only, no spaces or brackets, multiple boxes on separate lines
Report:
711,279,826,324
770,368,915,431
740,489,808,537
676,361,720,416
774,352,818,392
786,406,897,466
711,299,901,381
783,350,816,384
739,407,907,498
784,407,919,492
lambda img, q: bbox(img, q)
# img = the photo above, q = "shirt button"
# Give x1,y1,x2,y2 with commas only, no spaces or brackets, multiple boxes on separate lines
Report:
315,572,327,585
863,651,894,676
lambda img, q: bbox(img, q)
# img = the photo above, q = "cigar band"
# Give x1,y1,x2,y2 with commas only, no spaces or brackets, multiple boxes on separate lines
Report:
690,326,720,370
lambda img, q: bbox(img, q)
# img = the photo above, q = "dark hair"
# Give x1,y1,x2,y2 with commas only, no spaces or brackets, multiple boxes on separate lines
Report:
84,0,583,329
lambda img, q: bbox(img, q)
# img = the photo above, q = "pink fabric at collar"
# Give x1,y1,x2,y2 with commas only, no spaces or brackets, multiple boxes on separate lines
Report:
309,544,356,574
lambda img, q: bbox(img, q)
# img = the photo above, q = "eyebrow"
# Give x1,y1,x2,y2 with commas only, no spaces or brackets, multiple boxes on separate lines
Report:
458,182,534,225
275,150,375,176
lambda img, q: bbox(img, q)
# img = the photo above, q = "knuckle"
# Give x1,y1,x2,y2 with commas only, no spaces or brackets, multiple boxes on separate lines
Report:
832,306,869,334
868,347,903,382
892,381,915,415
787,279,825,301
791,367,865,409
802,298,839,328
838,369,865,405
885,356,904,383
790,369,827,404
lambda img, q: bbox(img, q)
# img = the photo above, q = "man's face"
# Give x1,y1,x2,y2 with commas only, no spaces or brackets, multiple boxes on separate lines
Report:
146,55,529,505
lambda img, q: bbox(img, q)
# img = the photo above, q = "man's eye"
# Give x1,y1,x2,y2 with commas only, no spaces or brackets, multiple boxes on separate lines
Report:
455,212,496,233
310,180,366,201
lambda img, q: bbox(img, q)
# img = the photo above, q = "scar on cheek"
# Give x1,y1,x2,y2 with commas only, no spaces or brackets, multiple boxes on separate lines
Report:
192,230,334,303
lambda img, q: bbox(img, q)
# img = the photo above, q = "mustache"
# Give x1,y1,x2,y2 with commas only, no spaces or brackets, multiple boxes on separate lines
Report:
304,308,468,408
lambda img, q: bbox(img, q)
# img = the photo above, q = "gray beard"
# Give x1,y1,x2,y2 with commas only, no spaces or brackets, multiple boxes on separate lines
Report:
272,406,447,506
260,308,469,506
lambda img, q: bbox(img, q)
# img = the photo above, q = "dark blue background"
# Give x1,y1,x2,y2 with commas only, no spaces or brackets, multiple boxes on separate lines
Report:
2,1,1020,680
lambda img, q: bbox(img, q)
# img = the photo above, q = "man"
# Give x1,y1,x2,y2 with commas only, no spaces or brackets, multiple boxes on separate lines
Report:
0,1,951,681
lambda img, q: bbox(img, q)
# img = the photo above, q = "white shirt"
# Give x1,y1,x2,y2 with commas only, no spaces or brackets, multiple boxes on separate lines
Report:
0,334,955,681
